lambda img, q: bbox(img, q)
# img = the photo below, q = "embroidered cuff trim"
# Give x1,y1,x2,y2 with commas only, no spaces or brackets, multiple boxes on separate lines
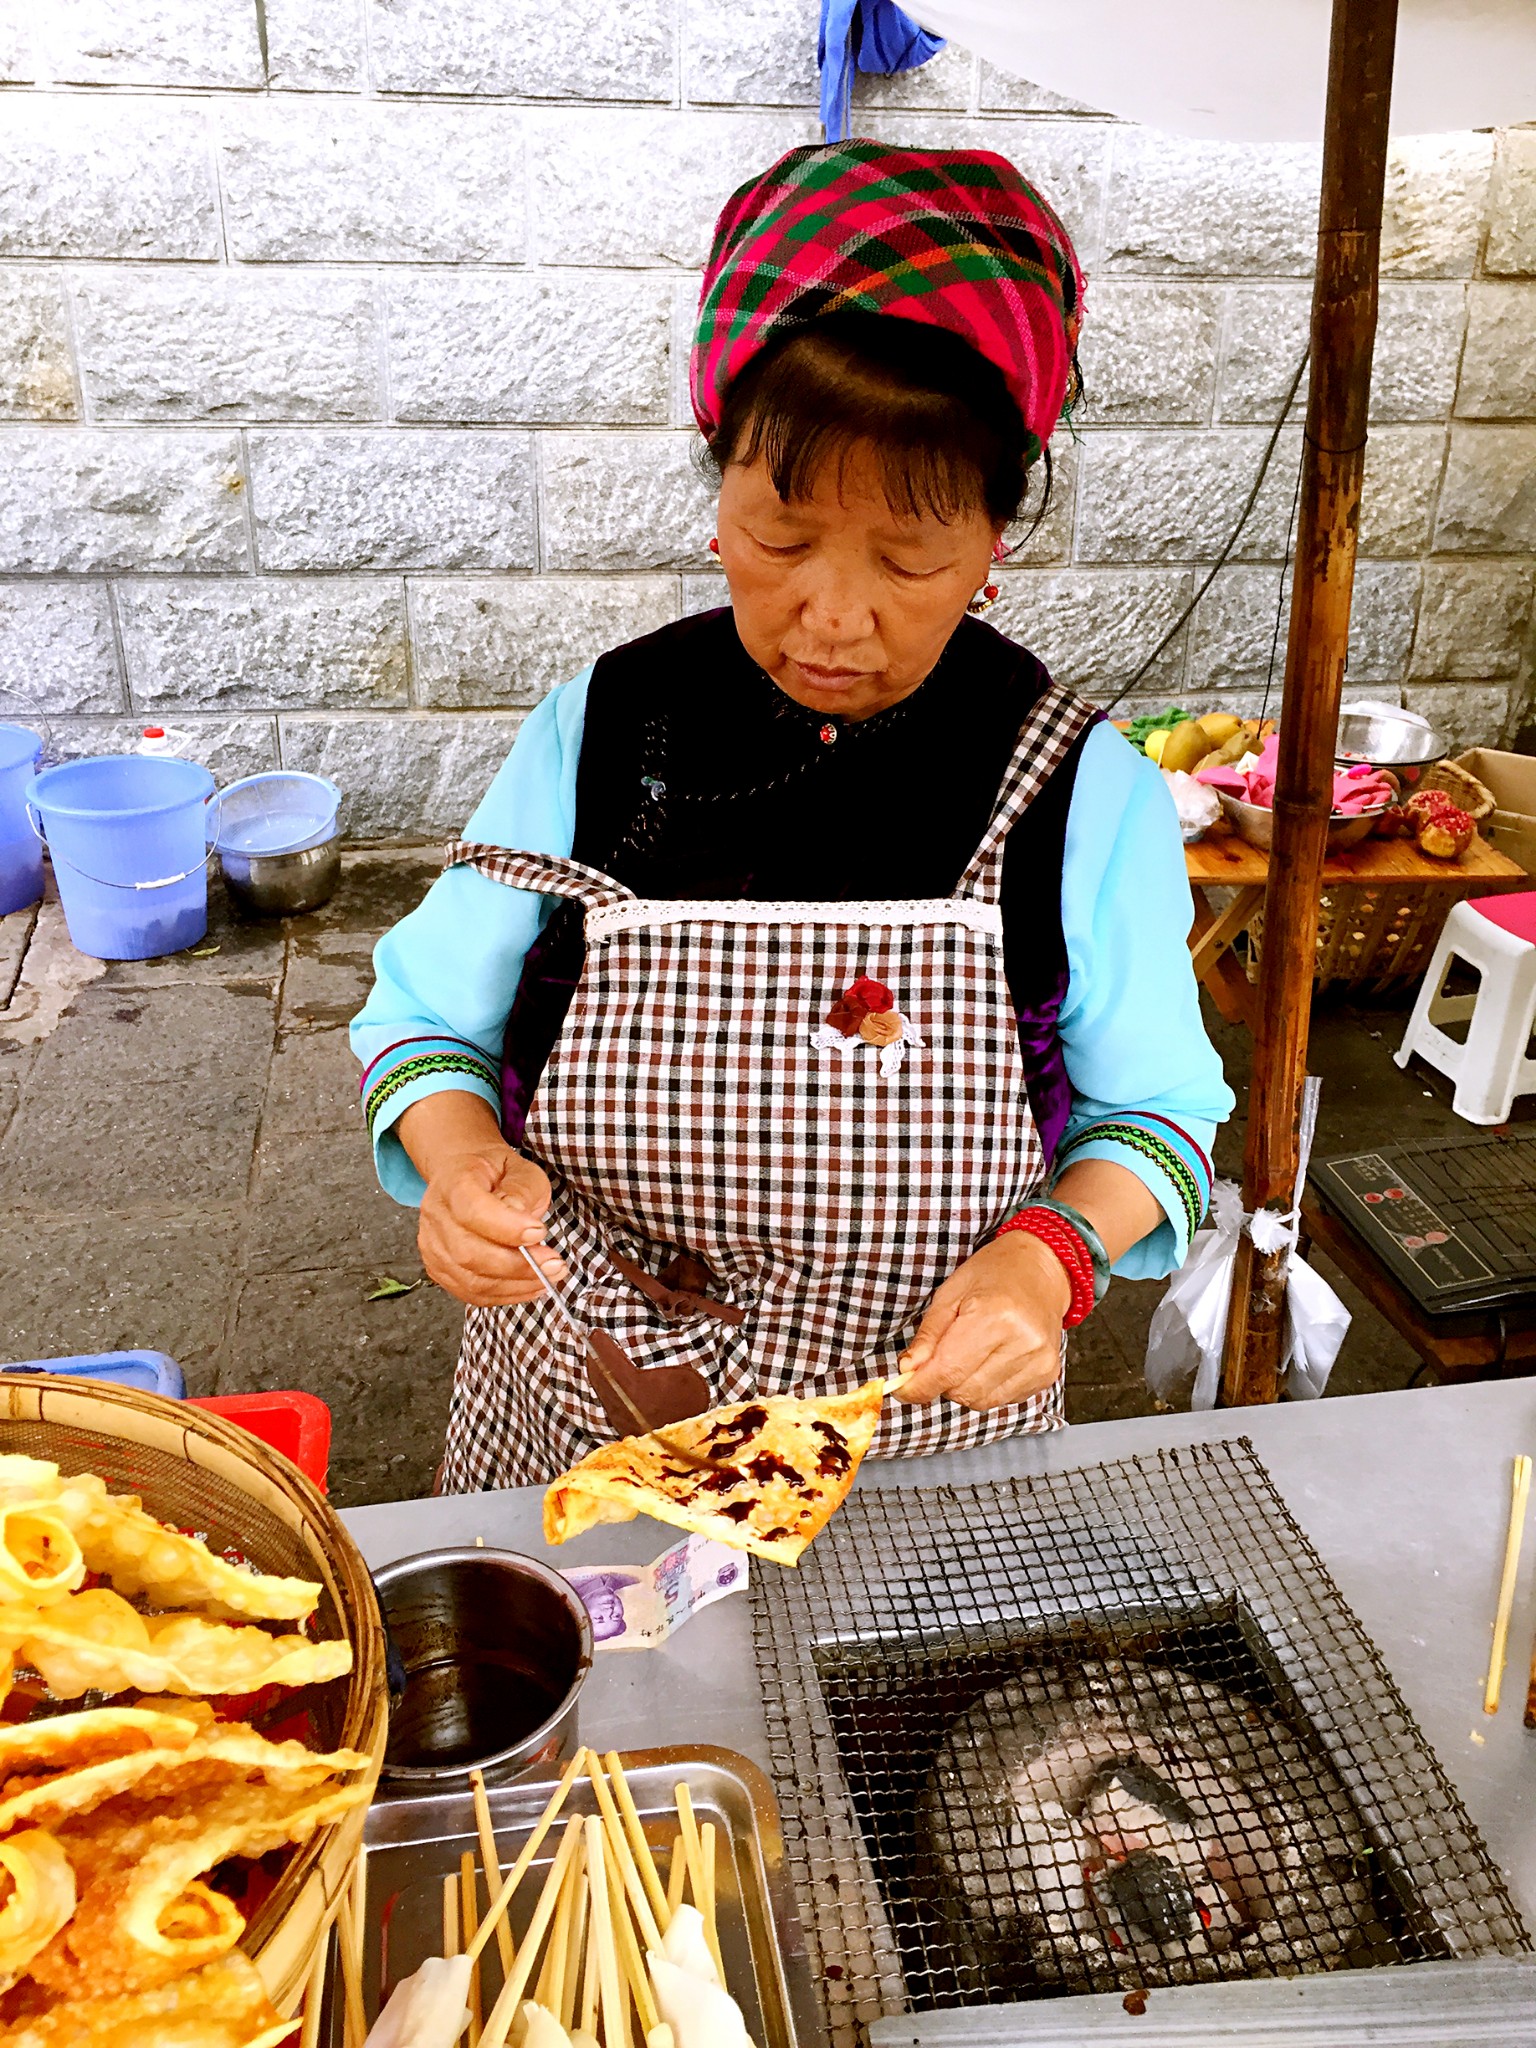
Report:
1056,1121,1207,1243
364,1049,499,1139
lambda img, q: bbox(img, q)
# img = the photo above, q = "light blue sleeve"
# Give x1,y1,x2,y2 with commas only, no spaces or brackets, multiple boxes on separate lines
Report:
350,672,591,1204
1054,721,1236,1278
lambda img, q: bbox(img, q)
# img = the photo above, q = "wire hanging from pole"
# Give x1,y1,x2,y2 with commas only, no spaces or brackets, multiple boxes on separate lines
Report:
1100,345,1311,717
1260,423,1309,731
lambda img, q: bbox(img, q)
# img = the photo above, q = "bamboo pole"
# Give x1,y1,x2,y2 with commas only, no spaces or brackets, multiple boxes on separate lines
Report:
1219,0,1401,1406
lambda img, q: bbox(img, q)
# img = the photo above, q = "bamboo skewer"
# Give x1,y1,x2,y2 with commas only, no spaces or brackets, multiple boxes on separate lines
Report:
580,1881,601,2037
560,1837,590,2034
480,1815,585,2048
699,1822,721,1981
298,1927,329,2048
586,1753,665,1953
584,1817,630,2048
337,1890,368,2048
1485,1453,1531,1714
672,1785,705,1909
468,1748,589,1969
603,1751,671,1934
461,1849,484,2046
472,1767,517,1975
605,1838,660,2037
537,1827,585,2017
665,1833,688,1918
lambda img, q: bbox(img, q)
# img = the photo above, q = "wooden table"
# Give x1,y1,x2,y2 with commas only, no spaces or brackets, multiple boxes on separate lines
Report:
1186,828,1528,1031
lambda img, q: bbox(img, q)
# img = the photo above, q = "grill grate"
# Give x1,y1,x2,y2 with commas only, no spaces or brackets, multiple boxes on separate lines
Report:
752,1440,1527,2046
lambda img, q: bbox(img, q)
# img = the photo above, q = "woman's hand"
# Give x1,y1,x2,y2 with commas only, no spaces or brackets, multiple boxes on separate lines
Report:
399,1091,567,1308
895,1232,1071,1412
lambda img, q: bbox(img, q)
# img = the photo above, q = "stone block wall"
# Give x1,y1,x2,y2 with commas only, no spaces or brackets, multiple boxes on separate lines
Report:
0,2,1532,836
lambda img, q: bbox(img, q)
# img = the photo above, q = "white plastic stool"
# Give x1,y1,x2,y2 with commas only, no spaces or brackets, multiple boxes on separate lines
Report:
1395,892,1536,1125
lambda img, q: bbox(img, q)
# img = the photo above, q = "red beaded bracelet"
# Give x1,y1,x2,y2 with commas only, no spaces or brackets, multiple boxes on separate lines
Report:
995,1206,1096,1328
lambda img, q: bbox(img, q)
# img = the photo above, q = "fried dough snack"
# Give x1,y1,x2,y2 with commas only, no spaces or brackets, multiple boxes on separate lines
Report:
35,1780,368,1999
0,1835,74,1996
0,1461,318,1624
0,1591,352,1701
0,1950,297,2047
0,1704,211,1780
0,1715,366,1836
0,1513,81,1612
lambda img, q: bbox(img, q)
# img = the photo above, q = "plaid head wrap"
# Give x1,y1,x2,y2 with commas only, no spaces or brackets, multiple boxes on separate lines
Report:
690,140,1084,465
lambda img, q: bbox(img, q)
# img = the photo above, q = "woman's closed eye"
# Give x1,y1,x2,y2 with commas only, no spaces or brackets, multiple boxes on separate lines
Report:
746,530,812,559
884,556,955,581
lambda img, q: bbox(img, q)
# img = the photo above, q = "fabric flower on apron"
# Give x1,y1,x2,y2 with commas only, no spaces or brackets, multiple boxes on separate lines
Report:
810,974,925,1078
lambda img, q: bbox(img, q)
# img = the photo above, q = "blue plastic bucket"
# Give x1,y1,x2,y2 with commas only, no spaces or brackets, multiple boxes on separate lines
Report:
0,724,44,917
27,754,216,960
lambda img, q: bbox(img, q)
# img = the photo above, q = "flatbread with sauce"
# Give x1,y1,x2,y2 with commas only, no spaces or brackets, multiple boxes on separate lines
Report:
543,1381,889,1565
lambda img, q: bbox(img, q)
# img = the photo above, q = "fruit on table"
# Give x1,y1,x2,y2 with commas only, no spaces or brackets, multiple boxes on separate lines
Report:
1403,789,1475,859
1197,712,1244,747
1125,707,1194,756
1159,719,1215,775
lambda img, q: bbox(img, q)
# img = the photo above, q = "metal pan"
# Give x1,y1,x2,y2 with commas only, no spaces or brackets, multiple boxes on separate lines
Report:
337,1745,824,2048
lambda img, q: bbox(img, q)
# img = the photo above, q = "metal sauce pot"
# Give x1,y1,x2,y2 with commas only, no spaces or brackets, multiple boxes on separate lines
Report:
373,1547,592,1785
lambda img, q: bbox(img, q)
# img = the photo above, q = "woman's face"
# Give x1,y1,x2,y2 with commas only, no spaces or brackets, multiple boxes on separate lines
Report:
715,444,1001,721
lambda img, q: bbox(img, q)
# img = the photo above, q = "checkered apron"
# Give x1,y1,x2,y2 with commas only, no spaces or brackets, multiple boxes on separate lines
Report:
439,678,1097,1490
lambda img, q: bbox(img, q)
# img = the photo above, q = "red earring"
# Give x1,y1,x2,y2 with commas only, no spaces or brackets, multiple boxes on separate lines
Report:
707,537,720,555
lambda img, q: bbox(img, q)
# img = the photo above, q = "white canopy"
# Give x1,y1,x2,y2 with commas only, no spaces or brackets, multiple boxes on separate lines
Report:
911,0,1536,142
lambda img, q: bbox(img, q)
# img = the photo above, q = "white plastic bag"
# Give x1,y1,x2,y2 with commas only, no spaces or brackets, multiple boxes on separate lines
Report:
1284,1254,1352,1399
1142,1081,1353,1407
1144,1181,1243,1409
1161,767,1222,843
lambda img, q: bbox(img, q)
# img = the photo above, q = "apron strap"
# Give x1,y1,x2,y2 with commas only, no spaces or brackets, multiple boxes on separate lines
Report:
444,843,638,911
955,679,1101,905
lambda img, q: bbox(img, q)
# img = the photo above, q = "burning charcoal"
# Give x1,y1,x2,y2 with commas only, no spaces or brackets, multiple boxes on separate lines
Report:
1098,1850,1201,1946
917,1662,1377,1994
1090,1758,1197,1828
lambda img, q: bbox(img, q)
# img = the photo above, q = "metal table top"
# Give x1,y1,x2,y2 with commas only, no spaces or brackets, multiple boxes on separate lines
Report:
343,1377,1536,1929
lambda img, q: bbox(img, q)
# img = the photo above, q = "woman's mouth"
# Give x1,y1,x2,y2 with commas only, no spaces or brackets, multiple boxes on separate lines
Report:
788,658,871,690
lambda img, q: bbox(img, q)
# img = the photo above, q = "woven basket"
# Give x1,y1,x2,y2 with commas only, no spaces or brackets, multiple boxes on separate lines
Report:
1417,758,1496,823
0,1373,388,2014
1246,876,1490,992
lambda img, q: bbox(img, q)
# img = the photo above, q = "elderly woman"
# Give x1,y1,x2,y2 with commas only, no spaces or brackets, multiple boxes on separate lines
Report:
352,140,1233,1491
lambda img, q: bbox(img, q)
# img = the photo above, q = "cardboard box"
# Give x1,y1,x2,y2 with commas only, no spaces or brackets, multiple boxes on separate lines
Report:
1456,747,1536,878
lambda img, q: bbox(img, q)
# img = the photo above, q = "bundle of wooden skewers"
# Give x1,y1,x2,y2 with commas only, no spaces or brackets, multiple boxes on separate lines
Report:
300,1749,749,2048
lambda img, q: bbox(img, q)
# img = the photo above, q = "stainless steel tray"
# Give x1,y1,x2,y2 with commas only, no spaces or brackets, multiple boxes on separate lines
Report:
334,1745,823,2048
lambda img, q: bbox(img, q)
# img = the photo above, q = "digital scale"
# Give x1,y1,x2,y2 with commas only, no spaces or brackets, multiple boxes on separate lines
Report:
1309,1127,1536,1317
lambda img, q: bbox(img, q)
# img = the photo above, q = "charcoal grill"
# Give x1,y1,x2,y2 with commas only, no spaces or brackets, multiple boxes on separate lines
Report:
751,1439,1528,2046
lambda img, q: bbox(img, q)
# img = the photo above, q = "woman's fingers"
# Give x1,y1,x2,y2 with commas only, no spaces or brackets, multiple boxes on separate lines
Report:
899,1292,1005,1405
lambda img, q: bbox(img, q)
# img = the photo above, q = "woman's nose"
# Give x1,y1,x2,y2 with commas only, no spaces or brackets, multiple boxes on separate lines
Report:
799,567,874,643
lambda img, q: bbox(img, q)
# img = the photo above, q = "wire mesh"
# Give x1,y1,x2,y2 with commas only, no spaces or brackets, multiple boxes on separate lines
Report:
751,1439,1528,2046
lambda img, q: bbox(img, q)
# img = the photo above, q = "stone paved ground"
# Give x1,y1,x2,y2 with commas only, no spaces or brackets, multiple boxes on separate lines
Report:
0,851,1518,1507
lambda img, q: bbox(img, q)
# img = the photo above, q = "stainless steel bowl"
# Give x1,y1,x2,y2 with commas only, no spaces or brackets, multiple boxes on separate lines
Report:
374,1547,593,1785
1335,709,1449,771
1218,791,1387,853
218,833,341,916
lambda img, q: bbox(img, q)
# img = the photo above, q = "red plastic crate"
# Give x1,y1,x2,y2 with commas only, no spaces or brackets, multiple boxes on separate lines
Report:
188,1392,331,1492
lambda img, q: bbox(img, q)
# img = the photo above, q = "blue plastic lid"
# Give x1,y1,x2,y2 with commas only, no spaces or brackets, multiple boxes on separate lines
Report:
211,771,341,857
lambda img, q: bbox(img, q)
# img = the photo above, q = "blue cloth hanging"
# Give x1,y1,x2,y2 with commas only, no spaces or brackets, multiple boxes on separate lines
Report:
818,0,946,142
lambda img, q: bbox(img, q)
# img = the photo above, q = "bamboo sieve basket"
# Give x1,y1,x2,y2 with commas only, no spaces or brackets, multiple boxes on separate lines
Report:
0,1372,389,2014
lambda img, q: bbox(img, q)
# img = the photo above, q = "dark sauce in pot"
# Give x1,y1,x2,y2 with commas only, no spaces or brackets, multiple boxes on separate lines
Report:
385,1654,567,1770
